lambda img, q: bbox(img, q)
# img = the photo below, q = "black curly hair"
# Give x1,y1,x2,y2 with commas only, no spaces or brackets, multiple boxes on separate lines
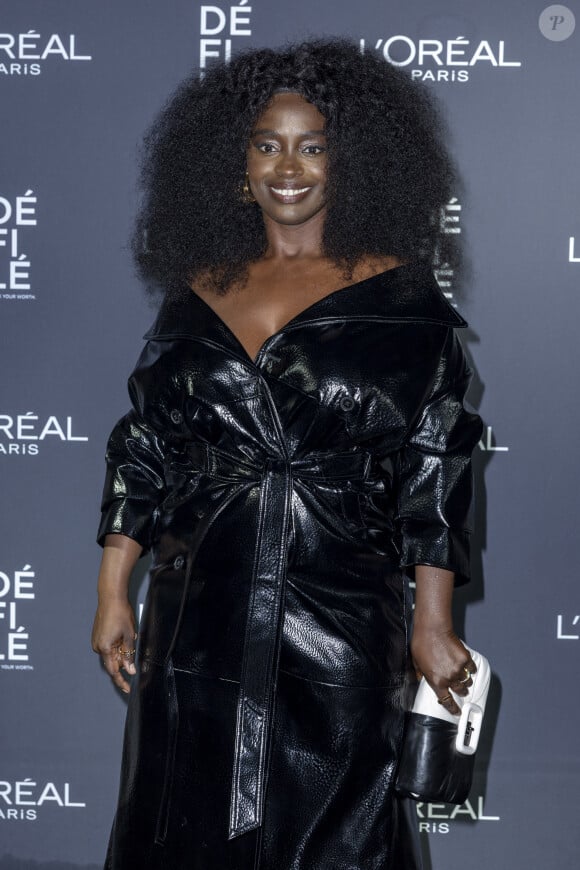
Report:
133,38,460,298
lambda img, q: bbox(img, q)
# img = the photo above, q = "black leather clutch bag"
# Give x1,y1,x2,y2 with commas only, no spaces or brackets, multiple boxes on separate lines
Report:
395,646,490,804
395,713,476,803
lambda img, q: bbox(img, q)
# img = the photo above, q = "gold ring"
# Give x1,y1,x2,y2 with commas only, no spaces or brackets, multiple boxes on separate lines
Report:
118,648,136,658
437,693,453,705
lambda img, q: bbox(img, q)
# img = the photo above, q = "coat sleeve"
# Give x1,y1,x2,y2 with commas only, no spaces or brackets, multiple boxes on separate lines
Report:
394,328,483,586
96,394,167,554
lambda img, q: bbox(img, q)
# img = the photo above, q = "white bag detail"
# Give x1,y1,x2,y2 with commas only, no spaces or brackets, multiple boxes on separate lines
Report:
412,644,491,755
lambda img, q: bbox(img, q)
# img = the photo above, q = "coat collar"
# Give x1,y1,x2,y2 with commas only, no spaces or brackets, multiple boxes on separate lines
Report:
143,262,467,343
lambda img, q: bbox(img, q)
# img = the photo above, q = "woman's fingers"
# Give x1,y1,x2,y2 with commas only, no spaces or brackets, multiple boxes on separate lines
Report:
91,600,137,693
118,632,138,678
436,690,461,717
441,651,477,701
412,634,478,714
450,678,471,698
463,657,477,678
101,643,132,693
452,655,477,694
100,643,136,693
437,659,476,712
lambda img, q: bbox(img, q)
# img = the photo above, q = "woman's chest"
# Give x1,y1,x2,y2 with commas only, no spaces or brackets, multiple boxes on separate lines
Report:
189,258,402,364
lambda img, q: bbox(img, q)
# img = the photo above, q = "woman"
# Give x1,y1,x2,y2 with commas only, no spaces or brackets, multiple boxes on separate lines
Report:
92,39,483,870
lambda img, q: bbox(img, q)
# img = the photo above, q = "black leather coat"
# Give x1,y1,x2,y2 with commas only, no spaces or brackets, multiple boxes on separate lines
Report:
97,263,483,870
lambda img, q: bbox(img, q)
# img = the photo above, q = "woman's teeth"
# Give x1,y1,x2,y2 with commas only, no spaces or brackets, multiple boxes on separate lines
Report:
271,187,310,196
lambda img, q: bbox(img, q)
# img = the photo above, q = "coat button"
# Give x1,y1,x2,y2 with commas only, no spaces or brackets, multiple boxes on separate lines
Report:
173,555,185,570
170,409,183,425
339,395,355,412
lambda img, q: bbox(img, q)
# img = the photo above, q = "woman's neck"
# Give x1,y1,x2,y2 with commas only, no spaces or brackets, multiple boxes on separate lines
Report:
261,209,326,261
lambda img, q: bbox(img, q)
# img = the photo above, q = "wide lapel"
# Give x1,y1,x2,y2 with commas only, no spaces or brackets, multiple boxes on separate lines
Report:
293,262,468,328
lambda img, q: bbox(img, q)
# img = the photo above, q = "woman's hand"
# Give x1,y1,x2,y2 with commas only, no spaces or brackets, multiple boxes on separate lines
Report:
411,625,476,716
411,565,477,716
92,597,137,694
92,534,143,693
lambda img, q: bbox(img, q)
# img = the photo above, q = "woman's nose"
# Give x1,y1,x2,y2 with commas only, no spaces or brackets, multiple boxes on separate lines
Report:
275,150,302,176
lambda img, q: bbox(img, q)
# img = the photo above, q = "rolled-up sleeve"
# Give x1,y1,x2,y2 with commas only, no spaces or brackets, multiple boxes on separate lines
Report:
96,408,167,553
395,329,483,586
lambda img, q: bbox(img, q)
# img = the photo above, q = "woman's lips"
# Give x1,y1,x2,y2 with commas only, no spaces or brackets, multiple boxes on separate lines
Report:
268,186,312,203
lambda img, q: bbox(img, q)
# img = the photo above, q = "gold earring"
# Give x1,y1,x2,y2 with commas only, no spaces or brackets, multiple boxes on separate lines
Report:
241,170,256,204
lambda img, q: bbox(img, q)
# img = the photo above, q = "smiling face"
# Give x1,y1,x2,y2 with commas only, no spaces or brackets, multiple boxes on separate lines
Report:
246,91,328,227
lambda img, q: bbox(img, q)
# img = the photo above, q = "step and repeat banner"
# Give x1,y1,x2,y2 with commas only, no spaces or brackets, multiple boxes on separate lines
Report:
1,2,578,868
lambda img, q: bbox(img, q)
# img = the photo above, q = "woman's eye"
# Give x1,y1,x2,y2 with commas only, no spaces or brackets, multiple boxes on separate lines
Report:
253,142,326,155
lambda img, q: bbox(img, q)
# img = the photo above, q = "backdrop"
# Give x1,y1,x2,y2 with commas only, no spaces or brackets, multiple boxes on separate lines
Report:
1,2,579,868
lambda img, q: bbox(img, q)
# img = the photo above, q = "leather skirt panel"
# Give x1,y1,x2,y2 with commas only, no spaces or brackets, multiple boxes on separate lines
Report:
105,661,422,869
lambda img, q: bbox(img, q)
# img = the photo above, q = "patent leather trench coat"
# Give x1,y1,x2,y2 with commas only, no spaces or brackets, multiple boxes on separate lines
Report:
97,262,483,870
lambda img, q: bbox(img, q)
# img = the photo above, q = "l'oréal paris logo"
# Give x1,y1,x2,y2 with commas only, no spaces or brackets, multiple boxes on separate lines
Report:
360,35,521,84
0,413,89,456
0,31,91,77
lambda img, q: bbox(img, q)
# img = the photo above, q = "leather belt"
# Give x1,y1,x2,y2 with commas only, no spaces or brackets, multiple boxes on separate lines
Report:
186,441,371,839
